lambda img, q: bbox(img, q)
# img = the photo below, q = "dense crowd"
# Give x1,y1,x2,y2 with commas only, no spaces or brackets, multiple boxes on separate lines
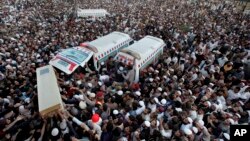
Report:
0,0,250,141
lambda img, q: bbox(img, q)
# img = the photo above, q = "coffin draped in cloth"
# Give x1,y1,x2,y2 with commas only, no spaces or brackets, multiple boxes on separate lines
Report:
36,65,63,117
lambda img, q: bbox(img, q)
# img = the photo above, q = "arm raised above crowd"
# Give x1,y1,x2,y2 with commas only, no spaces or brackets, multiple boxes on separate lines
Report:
37,119,47,141
77,89,95,106
82,94,95,106
122,72,129,80
59,110,79,138
10,129,21,141
66,110,90,132
3,115,25,132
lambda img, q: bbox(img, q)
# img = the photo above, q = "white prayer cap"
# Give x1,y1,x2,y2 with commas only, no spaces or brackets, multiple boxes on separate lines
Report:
65,81,70,85
135,91,141,96
215,66,220,71
51,128,59,136
79,95,84,100
3,98,10,104
187,117,193,123
79,101,87,109
139,101,145,107
190,111,197,120
19,105,25,113
176,90,182,95
206,101,211,107
5,65,12,69
149,67,154,71
87,83,93,88
157,87,163,92
18,53,24,56
101,62,104,65
74,95,80,99
240,82,245,87
36,54,41,58
210,68,215,73
60,121,67,130
156,120,160,127
192,127,198,134
161,99,167,105
169,68,174,72
155,70,159,73
98,81,103,86
87,91,91,95
117,90,123,96
163,92,168,96
188,90,193,95
149,78,154,82
223,133,230,140
154,97,159,103
16,34,20,38
119,137,128,141
207,87,213,93
76,80,82,85
156,77,160,80
235,113,241,118
89,93,96,98
173,75,177,79
175,108,182,112
50,53,55,57
71,107,79,116
119,67,124,71
180,78,184,82
212,103,219,110
209,68,215,75
24,98,30,103
163,75,167,79
202,96,208,101
113,110,119,115
183,128,192,135
197,120,204,127
144,121,150,127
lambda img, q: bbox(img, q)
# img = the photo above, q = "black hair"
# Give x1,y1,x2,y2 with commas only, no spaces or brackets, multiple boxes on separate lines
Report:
132,102,138,110
127,65,133,70
140,131,146,140
79,84,85,89
113,127,122,137
106,121,114,132
63,133,71,141
103,104,108,111
235,86,241,91
33,131,41,140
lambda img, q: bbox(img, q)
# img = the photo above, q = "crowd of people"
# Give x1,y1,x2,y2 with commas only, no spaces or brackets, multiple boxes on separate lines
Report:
0,0,250,141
